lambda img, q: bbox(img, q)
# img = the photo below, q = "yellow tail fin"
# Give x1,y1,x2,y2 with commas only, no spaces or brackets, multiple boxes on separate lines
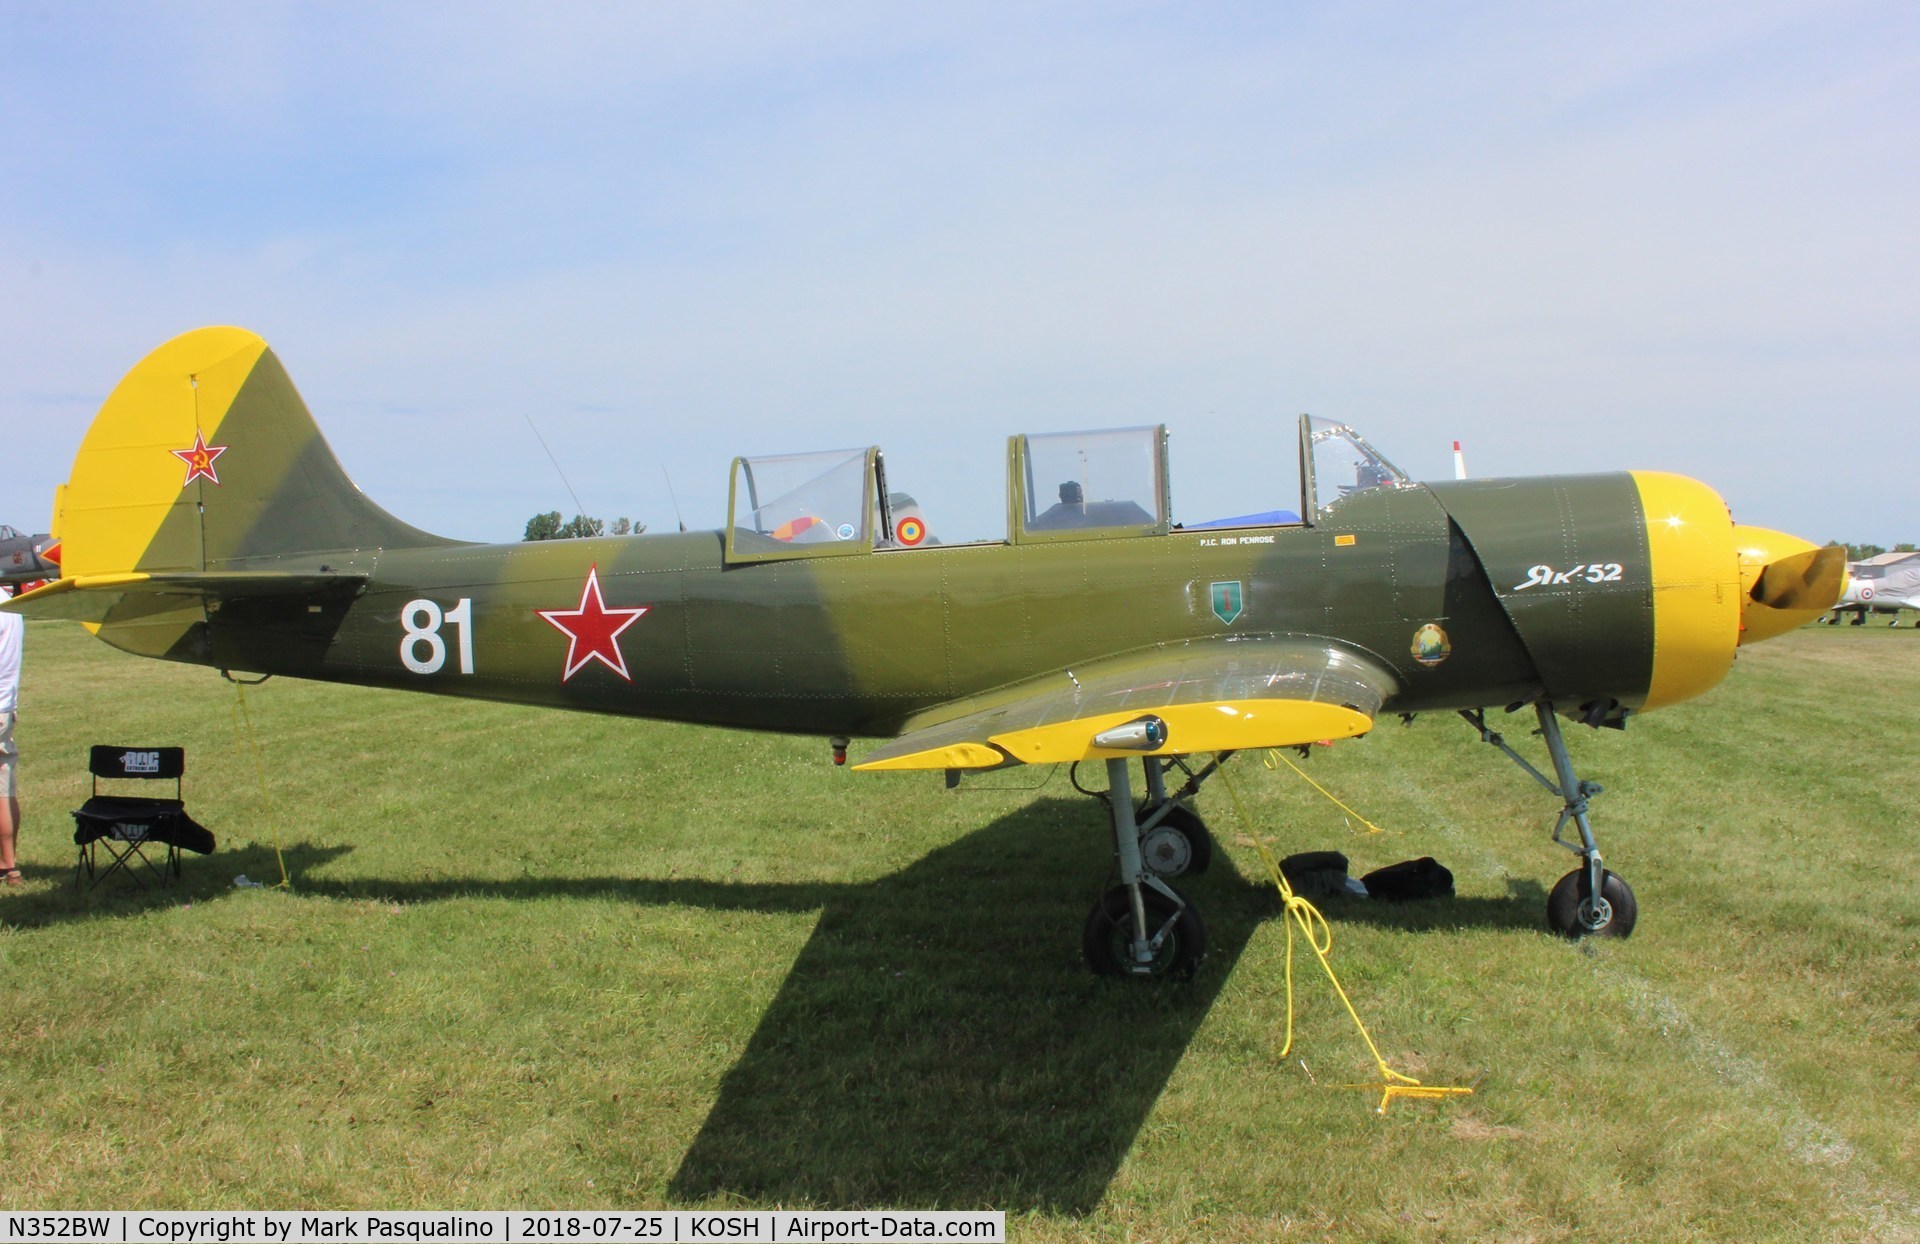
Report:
56,326,453,582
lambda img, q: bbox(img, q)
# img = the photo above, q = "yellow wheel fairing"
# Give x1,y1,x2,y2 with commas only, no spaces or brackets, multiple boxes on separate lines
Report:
1629,471,1740,711
58,327,269,579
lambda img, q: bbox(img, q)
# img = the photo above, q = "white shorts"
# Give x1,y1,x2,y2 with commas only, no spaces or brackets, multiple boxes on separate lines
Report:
0,711,16,798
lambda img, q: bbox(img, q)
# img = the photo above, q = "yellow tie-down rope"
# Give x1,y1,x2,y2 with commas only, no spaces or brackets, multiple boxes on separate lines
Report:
228,678,292,889
1220,755,1472,1114
1263,746,1386,835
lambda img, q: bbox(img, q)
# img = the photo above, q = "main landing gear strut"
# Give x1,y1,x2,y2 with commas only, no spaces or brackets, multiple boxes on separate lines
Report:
1079,754,1225,979
1461,703,1637,939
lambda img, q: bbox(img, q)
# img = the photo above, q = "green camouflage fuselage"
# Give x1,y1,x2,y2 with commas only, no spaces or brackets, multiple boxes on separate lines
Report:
189,473,1652,738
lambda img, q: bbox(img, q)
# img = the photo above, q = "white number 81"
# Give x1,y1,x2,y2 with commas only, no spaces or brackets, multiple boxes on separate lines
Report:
400,598,474,675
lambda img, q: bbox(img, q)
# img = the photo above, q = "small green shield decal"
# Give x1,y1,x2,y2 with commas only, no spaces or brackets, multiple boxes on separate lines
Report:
1209,580,1244,625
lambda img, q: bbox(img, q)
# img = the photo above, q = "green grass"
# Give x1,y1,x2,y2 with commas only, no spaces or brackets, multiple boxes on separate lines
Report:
2,622,1917,1240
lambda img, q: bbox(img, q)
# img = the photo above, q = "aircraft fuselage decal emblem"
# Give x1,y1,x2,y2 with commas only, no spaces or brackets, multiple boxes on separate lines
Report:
1209,581,1244,625
1513,562,1624,591
537,565,649,682
170,431,228,486
1412,623,1452,667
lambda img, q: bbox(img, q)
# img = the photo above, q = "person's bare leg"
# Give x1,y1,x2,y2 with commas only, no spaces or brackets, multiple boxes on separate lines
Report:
0,793,18,879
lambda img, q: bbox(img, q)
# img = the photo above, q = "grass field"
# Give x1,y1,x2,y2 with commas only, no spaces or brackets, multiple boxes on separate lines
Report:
1,620,1916,1241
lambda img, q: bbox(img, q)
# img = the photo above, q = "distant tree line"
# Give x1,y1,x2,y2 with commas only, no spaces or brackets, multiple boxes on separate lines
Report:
1826,541,1917,561
522,512,644,541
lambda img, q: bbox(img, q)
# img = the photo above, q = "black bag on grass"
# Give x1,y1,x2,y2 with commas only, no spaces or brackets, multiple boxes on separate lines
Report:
1359,856,1453,902
1278,850,1353,900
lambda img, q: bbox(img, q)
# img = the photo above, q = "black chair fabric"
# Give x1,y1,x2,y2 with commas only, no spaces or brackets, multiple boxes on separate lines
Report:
71,745,215,888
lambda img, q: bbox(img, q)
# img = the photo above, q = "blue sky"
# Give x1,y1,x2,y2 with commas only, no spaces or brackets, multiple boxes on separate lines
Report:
3,1,1914,544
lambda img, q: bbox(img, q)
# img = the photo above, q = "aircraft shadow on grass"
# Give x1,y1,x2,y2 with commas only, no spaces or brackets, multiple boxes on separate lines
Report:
23,799,1543,1210
655,797,1258,1211
0,841,356,929
1323,875,1548,935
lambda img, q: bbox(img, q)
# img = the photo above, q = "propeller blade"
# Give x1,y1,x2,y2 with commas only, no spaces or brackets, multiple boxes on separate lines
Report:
1753,544,1847,612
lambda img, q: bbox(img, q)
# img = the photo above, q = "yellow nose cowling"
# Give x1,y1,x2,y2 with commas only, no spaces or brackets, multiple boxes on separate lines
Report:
1631,473,1847,712
1734,527,1848,645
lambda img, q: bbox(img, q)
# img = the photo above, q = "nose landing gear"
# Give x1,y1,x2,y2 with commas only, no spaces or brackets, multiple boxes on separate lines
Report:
1462,702,1638,940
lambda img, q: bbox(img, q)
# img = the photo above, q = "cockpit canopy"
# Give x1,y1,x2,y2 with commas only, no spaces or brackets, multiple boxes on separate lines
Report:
726,447,878,562
1301,416,1412,520
724,415,1411,564
1012,426,1168,542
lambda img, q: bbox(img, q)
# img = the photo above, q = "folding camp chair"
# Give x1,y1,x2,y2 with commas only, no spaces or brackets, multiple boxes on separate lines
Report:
72,746,216,889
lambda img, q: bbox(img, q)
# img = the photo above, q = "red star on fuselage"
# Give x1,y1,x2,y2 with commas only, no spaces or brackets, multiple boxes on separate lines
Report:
170,431,228,486
537,565,649,682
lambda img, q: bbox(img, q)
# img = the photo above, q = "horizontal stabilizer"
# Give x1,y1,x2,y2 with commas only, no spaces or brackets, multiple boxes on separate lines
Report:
3,570,366,624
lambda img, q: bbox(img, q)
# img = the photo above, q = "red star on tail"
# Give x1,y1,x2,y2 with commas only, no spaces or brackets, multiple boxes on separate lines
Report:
537,565,649,682
170,430,228,486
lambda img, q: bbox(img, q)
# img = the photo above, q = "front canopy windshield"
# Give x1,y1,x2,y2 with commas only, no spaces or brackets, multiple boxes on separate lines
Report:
729,447,873,557
1305,417,1410,519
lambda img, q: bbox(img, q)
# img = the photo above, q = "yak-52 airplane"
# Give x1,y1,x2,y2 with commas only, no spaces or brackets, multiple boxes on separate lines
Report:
6,327,1845,978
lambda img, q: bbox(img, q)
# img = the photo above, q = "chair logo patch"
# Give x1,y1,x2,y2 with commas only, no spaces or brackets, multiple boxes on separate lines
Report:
121,750,162,774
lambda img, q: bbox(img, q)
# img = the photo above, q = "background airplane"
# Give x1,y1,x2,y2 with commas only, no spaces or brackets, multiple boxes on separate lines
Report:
0,523,58,590
6,327,1845,977
1825,550,1920,626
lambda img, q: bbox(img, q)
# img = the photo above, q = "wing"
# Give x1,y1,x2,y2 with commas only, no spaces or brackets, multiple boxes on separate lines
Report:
854,636,1399,771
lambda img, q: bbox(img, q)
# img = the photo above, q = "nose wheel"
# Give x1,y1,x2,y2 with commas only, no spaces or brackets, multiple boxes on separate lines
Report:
1547,867,1637,938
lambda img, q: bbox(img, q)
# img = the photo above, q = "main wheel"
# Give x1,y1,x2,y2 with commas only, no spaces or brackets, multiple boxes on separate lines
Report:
1082,884,1207,979
1136,803,1214,877
1547,867,1637,939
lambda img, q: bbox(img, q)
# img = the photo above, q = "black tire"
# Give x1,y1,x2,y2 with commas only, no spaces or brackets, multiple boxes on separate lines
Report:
1546,867,1637,939
1082,884,1207,980
1136,803,1213,877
